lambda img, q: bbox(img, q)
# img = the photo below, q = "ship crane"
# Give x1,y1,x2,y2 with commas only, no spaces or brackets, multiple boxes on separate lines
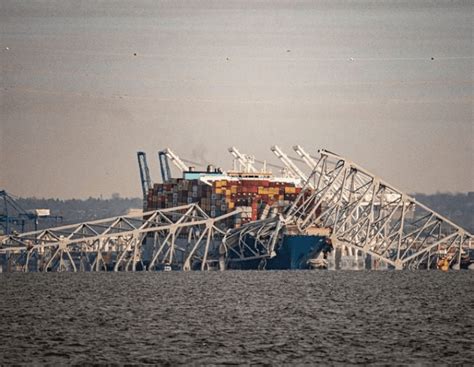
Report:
271,146,313,188
158,148,189,182
228,147,258,173
161,148,188,172
137,152,152,207
293,145,317,168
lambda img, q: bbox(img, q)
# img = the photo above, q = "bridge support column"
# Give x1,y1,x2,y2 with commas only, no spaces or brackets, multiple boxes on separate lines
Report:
334,246,342,270
394,259,403,270
365,254,372,270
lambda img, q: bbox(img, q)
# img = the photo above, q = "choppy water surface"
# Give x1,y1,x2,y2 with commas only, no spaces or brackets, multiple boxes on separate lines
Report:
0,271,472,365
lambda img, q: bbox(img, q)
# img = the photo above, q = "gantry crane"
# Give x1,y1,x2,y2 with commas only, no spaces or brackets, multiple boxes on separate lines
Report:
0,190,61,235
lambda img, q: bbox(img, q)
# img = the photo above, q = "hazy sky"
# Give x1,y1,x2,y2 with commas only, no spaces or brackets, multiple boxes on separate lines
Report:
1,0,472,199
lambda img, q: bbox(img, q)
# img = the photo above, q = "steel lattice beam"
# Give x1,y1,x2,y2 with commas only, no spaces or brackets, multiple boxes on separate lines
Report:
285,149,472,269
0,204,241,272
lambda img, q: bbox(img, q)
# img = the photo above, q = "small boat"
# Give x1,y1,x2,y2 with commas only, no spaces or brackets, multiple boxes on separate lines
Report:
163,265,172,272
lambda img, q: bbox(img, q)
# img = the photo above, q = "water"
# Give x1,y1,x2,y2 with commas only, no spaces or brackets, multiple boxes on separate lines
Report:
0,271,472,365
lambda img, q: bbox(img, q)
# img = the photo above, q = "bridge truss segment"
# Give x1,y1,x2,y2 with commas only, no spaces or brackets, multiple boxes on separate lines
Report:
0,204,241,272
218,148,472,270
219,215,284,269
286,149,472,269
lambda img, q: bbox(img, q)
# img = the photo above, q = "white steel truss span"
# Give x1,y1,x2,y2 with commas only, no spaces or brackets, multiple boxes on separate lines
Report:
217,148,472,270
0,204,241,272
285,149,472,269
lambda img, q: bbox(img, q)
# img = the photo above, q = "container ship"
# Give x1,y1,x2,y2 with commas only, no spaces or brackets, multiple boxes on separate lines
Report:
139,148,333,270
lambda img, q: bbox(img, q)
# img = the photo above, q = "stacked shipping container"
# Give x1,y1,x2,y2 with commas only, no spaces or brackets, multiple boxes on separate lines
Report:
146,177,302,228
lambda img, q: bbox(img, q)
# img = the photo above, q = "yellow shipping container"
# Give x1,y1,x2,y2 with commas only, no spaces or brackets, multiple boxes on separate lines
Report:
229,202,235,209
215,188,222,194
285,187,296,194
231,186,237,194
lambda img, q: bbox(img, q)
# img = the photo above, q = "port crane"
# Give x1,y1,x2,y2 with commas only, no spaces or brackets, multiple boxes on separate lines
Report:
0,190,61,235
1,190,32,235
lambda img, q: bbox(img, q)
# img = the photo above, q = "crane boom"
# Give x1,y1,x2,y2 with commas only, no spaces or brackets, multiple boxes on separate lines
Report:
228,146,258,172
293,145,317,168
158,151,172,183
161,148,188,172
137,152,152,205
271,146,313,187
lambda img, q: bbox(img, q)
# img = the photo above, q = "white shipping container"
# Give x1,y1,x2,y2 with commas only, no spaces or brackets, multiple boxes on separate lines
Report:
35,209,50,217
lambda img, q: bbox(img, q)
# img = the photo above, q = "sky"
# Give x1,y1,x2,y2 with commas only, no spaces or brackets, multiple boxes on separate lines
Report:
0,0,472,199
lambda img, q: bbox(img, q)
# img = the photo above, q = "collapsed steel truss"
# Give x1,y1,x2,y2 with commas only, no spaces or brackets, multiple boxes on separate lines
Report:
285,149,472,269
1,148,471,272
0,204,241,272
220,216,283,269
215,149,472,271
